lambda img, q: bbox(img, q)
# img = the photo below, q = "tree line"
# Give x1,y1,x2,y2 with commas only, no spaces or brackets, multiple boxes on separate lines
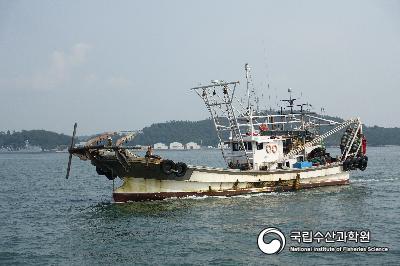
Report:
130,118,400,147
1,118,399,150
0,130,71,150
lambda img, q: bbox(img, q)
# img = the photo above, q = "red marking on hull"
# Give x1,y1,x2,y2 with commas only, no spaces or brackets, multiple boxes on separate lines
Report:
112,179,349,202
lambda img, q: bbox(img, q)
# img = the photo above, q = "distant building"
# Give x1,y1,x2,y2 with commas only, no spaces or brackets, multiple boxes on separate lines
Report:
185,142,201,150
169,142,184,150
154,142,168,150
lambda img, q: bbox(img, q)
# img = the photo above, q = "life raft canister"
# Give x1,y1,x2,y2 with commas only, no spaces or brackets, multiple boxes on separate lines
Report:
362,136,367,155
259,123,269,132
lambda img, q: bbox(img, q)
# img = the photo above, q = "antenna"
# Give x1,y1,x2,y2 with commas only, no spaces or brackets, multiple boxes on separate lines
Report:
281,88,297,114
297,103,312,114
245,63,251,110
320,107,326,116
262,45,271,113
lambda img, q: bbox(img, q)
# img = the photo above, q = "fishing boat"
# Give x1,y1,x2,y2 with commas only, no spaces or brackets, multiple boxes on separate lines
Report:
66,64,368,202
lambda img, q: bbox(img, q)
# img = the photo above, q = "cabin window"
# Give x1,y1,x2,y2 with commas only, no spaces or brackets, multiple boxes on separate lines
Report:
233,142,252,151
232,143,239,151
246,142,253,150
283,139,292,154
257,142,263,150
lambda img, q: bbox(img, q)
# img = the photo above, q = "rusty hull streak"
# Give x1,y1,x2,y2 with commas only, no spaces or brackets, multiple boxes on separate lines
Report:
112,179,349,202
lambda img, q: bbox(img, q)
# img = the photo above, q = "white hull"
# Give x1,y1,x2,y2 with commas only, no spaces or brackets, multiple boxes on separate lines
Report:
113,164,349,202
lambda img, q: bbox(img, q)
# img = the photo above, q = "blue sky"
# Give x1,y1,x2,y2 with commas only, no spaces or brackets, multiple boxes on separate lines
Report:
0,0,399,134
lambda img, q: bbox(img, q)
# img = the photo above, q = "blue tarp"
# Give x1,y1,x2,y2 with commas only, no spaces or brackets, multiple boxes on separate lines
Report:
293,161,313,169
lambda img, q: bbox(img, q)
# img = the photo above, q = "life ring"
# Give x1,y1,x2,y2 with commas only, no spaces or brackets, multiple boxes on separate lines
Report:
259,123,268,132
160,160,175,175
246,132,259,136
271,145,278,153
266,145,272,153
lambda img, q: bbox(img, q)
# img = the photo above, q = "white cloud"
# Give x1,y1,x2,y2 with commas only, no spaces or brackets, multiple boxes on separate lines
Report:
31,43,92,90
0,42,133,92
0,43,92,91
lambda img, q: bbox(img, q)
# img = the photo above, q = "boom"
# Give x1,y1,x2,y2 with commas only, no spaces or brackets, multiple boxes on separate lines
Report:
283,118,361,160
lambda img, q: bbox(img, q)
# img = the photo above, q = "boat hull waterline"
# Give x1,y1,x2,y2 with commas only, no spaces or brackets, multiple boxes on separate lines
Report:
113,164,349,202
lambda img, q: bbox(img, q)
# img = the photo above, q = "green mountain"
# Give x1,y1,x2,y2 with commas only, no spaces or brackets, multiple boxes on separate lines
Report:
131,120,217,147
0,130,70,150
130,118,400,147
1,118,398,150
362,126,400,146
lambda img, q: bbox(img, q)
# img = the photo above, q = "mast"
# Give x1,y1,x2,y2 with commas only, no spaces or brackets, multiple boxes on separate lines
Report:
245,63,254,135
245,63,251,110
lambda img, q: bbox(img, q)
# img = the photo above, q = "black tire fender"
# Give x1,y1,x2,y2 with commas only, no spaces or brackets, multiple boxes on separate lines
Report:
360,158,368,171
96,166,105,175
105,171,116,180
97,166,117,180
160,160,175,175
350,158,358,170
174,162,188,177
343,160,349,171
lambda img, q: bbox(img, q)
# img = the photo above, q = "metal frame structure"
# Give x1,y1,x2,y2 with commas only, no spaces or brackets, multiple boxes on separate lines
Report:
191,64,364,169
191,81,250,166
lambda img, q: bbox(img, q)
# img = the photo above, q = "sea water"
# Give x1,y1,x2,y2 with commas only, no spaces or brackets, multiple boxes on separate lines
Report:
0,146,398,265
